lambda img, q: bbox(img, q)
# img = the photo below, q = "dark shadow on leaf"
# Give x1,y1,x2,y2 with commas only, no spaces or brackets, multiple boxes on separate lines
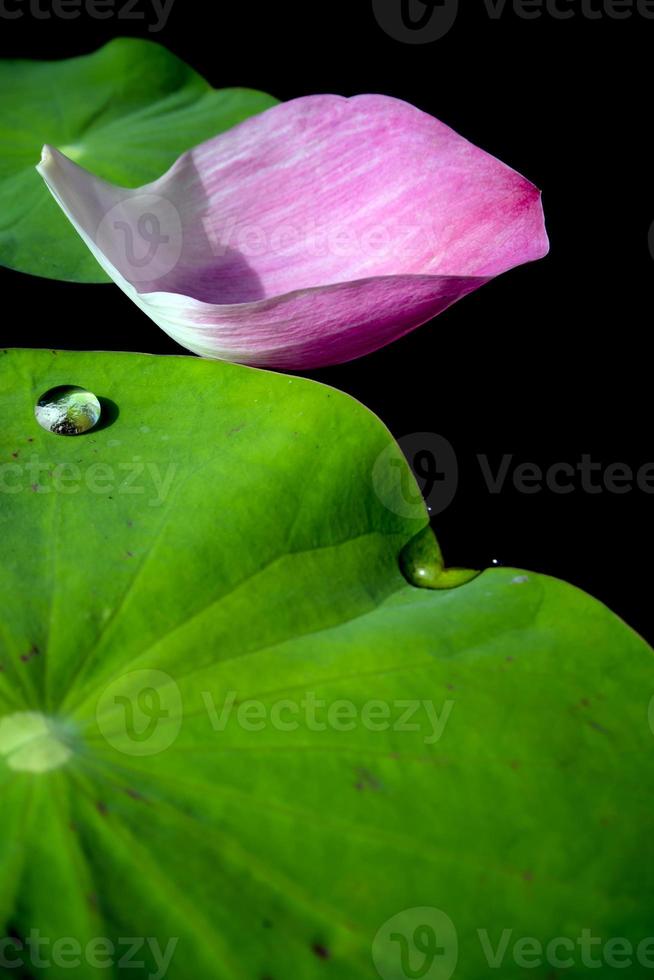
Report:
94,397,120,432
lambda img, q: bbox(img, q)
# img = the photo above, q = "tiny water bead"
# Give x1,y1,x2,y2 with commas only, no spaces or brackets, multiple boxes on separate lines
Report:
0,712,73,773
35,385,101,436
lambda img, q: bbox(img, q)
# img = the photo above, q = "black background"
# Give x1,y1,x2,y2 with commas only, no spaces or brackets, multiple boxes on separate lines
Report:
1,0,651,639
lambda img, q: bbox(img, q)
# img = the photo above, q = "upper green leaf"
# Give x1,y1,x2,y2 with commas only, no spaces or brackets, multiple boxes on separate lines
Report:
0,40,277,283
1,349,653,978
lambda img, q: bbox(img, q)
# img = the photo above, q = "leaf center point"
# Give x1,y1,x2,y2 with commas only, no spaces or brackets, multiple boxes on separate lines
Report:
0,712,73,773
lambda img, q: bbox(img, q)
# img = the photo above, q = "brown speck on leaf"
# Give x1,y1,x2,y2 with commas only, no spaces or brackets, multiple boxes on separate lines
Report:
20,644,39,664
11,451,19,459
580,698,590,707
522,870,534,882
509,760,521,770
354,768,381,792
312,944,330,960
96,801,108,816
30,484,39,493
125,788,143,800
27,437,34,443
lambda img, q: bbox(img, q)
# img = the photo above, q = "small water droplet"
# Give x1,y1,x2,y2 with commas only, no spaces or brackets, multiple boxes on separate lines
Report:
35,385,100,436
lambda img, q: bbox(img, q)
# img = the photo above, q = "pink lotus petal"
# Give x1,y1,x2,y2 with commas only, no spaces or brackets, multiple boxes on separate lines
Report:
37,95,548,369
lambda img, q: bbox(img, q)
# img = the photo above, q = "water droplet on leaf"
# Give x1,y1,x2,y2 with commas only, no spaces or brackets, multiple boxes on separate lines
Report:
400,526,479,590
35,385,101,436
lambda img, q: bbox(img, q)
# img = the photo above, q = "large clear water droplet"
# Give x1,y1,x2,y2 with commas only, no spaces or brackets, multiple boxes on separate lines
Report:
35,385,101,436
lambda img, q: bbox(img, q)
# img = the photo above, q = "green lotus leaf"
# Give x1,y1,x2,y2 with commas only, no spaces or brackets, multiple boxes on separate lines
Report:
0,348,652,979
0,40,277,283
